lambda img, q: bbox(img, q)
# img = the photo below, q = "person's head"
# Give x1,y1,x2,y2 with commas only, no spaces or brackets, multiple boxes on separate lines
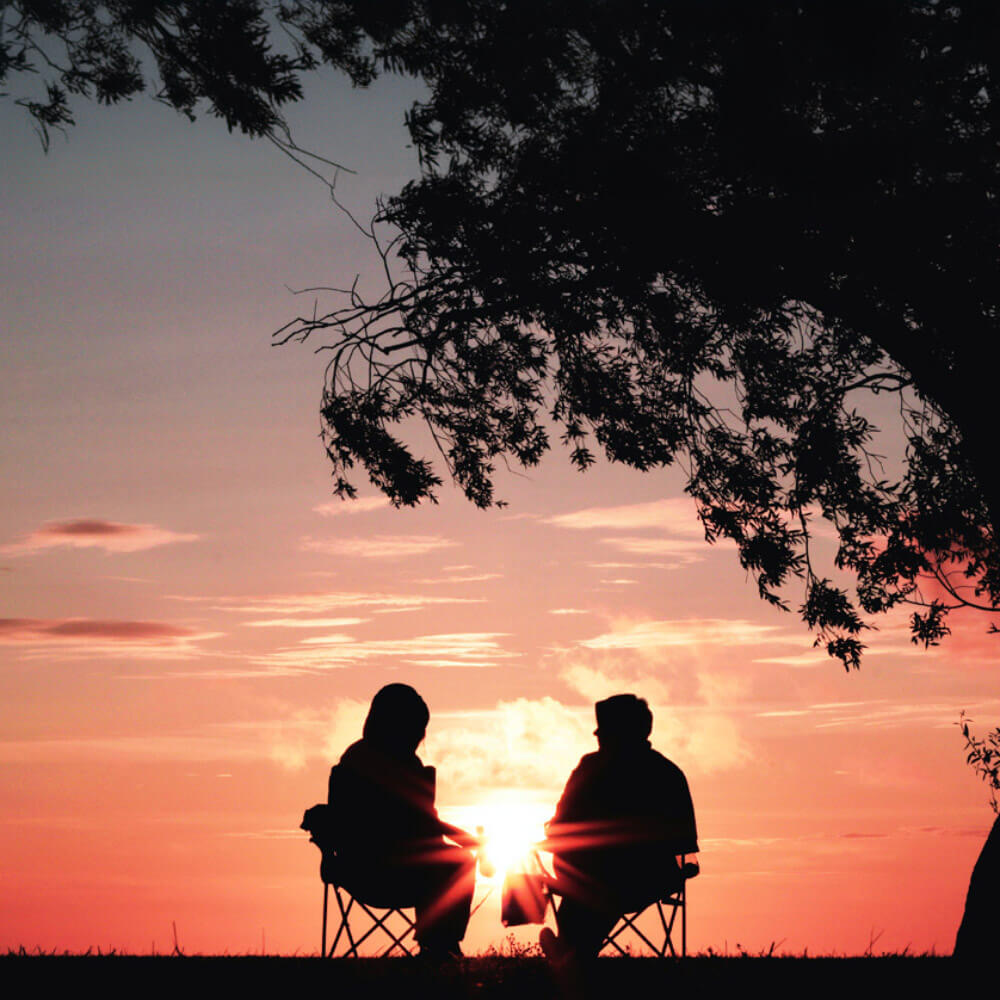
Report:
362,683,430,755
594,694,652,750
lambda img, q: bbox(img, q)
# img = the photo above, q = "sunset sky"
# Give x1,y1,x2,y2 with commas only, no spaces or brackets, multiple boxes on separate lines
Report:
2,67,998,957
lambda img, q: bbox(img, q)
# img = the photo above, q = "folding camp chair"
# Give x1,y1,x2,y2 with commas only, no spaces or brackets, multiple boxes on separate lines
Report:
302,802,418,957
600,862,694,957
321,866,417,958
536,852,697,958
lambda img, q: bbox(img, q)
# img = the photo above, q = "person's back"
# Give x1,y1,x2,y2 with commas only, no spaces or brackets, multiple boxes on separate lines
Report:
542,694,698,958
550,742,697,905
323,683,476,959
331,737,440,865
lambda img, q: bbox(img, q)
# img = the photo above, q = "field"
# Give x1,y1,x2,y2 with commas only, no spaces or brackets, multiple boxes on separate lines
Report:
1,953,956,999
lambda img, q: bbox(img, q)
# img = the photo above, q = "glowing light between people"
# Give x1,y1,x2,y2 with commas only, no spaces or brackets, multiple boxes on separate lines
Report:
445,798,552,881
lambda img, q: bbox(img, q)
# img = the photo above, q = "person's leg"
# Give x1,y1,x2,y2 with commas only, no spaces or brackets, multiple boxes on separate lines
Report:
411,843,476,955
546,856,619,959
552,895,619,958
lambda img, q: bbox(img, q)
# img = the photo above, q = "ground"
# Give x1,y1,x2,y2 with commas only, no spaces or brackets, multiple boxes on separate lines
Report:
2,954,958,999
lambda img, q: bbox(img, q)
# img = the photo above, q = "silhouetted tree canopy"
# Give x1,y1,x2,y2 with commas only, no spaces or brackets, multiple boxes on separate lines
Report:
278,1,1000,669
7,1,1000,667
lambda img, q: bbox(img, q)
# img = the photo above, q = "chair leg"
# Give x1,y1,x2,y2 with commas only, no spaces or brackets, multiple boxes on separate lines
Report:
325,887,417,958
331,885,359,957
602,898,685,958
681,883,686,958
322,883,328,958
350,901,416,957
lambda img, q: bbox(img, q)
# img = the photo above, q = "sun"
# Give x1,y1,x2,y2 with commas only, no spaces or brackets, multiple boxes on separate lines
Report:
446,796,552,881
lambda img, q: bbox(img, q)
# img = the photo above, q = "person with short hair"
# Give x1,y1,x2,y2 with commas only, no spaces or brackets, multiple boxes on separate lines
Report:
540,694,699,960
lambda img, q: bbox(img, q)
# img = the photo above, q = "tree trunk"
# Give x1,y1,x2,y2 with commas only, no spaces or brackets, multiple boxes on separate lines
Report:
954,813,1000,958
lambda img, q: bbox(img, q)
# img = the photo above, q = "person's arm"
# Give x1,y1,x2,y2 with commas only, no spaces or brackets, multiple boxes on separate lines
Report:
438,818,480,849
658,765,698,856
540,758,590,853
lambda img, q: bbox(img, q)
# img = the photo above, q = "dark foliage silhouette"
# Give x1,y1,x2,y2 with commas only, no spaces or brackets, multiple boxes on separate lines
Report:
9,9,999,663
277,2,1000,671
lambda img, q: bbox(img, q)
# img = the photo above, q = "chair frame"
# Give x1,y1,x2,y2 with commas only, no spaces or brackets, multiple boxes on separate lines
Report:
322,880,417,958
600,880,687,957
538,851,692,958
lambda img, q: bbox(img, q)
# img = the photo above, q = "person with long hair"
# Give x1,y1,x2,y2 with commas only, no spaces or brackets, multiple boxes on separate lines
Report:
327,684,477,959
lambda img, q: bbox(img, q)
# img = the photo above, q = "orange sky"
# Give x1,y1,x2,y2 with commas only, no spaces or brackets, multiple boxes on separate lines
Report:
2,70,997,957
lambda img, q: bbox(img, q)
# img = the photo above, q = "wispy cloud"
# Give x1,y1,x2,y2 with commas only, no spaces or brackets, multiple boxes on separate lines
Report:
244,617,368,628
1,518,199,555
313,496,390,517
545,499,713,567
412,573,502,585
0,617,217,659
579,618,799,651
545,499,703,534
261,630,516,671
178,590,483,616
599,536,708,560
301,535,459,559
556,656,755,773
758,699,980,731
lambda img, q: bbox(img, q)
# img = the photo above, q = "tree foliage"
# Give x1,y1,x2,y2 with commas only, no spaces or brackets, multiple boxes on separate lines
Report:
6,2,1000,668
274,1,1000,668
961,714,1000,814
0,0,373,147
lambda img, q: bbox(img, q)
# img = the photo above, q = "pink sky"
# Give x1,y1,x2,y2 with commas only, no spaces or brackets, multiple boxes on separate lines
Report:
2,71,997,957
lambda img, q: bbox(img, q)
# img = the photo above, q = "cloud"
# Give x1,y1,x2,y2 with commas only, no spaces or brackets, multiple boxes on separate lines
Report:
556,656,755,774
1,518,199,555
244,617,368,628
578,618,800,652
412,573,502,585
0,617,217,659
549,608,590,616
301,535,459,559
0,617,196,642
260,630,517,672
0,734,262,764
756,698,985,732
599,537,709,560
263,698,592,794
268,699,369,770
545,499,704,535
177,591,483,616
313,496,390,517
427,699,594,799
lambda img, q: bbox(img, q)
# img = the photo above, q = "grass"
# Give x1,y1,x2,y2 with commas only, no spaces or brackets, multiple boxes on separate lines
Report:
1,947,955,999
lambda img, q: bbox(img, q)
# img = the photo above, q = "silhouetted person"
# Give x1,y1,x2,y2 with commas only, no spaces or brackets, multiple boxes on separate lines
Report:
326,684,477,959
541,694,698,960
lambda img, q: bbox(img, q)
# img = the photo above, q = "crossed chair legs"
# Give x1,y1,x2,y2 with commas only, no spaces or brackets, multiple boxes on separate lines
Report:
322,882,417,958
601,889,687,958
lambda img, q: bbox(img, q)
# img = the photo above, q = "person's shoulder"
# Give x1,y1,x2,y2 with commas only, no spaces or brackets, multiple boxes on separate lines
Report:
336,740,365,767
566,750,601,779
646,746,688,779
